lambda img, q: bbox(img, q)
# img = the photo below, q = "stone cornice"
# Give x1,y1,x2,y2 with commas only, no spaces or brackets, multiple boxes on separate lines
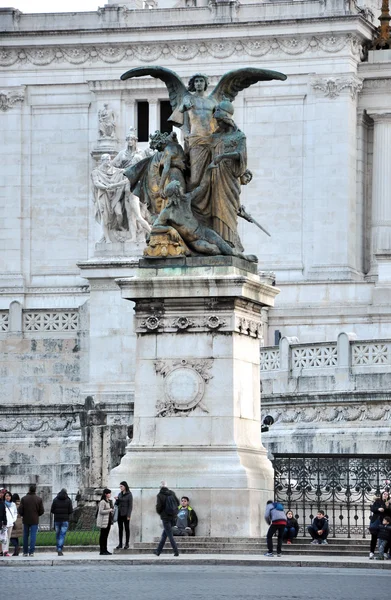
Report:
0,33,363,68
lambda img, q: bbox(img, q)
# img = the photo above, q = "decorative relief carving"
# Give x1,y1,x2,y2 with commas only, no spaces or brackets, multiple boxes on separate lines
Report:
137,312,229,333
236,316,262,338
0,312,9,332
204,315,226,330
0,35,362,68
155,358,212,417
172,316,195,330
263,404,391,424
292,344,338,368
0,415,80,432
23,311,79,332
0,89,24,111
311,76,363,99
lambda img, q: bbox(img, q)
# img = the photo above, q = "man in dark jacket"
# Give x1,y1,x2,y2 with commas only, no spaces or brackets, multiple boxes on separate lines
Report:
50,489,73,556
307,510,329,544
18,484,45,557
172,496,198,537
153,481,180,557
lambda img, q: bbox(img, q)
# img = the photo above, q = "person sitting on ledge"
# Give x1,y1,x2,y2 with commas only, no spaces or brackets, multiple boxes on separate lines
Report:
307,510,329,545
283,510,299,544
172,496,198,537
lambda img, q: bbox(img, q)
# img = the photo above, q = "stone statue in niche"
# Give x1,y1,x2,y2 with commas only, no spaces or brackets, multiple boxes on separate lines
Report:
120,66,287,260
98,103,116,139
112,127,144,169
91,153,150,243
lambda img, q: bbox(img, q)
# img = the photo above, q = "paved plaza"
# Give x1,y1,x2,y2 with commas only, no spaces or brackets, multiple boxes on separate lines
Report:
2,564,390,600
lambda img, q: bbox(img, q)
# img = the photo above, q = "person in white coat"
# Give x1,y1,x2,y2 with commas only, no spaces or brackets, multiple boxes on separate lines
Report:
3,491,17,557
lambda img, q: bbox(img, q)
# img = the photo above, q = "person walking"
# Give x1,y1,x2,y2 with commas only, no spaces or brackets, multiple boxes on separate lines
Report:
283,510,299,544
369,491,391,559
10,493,22,557
264,500,287,557
0,488,8,556
114,481,133,550
50,488,73,556
96,488,113,556
3,491,17,557
153,481,180,557
18,484,44,557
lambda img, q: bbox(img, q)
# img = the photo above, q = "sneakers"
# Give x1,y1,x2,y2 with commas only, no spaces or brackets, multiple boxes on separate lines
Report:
369,552,375,559
3,552,10,557
376,556,384,561
321,540,328,545
310,540,319,545
23,554,28,557
287,540,292,545
277,553,282,557
29,553,34,557
264,552,274,557
57,551,63,556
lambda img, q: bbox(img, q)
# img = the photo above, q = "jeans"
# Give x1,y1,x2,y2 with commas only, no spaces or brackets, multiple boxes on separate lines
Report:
156,520,179,555
378,539,387,558
54,521,69,551
307,525,328,541
370,533,378,553
267,523,285,554
283,526,297,541
117,515,130,546
23,524,39,555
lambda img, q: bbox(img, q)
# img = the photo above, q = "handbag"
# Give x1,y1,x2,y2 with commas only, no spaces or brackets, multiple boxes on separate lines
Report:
113,505,119,524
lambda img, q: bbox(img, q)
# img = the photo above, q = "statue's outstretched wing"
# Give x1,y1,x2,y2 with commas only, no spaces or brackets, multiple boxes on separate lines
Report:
209,68,287,103
121,66,188,127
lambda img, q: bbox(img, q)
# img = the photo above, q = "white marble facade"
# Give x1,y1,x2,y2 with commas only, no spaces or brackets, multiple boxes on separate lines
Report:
0,0,391,498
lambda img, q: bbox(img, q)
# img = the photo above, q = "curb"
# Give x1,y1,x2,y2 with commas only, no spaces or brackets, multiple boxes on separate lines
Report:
1,557,390,569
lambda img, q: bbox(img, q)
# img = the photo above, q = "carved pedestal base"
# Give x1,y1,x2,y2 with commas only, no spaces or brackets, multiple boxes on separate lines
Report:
143,231,190,258
109,257,279,540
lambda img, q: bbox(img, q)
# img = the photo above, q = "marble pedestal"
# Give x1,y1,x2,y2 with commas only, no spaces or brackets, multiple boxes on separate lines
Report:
109,256,279,541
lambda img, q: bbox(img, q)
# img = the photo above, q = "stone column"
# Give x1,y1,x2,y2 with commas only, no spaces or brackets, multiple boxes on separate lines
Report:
369,112,391,271
148,100,158,135
109,256,279,540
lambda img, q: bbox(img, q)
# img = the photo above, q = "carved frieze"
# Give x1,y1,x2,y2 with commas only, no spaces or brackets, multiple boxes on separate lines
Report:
155,358,212,417
0,415,80,433
262,404,391,424
0,35,362,68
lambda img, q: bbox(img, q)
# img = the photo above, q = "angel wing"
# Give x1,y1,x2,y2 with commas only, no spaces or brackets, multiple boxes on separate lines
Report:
121,66,188,127
209,67,287,103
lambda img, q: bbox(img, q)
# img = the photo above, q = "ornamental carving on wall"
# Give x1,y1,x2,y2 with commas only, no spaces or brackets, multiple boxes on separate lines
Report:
0,34,362,67
311,76,363,99
155,358,213,417
0,89,24,111
262,404,391,424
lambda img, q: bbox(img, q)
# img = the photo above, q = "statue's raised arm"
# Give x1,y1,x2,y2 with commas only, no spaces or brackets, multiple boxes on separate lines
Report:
121,66,188,127
209,67,287,103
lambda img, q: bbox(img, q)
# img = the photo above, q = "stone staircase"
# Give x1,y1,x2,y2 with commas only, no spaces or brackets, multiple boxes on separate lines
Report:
117,537,371,556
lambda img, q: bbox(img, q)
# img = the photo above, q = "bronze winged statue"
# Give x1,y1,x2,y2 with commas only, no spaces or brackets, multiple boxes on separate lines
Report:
121,66,287,260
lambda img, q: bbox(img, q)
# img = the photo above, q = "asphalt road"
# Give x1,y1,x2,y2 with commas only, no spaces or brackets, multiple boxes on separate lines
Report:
2,565,389,600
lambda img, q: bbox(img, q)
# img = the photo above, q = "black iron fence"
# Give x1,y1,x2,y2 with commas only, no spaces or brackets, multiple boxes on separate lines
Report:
273,454,391,539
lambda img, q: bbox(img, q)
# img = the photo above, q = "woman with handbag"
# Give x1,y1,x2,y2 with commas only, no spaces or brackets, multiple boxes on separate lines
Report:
114,481,133,550
3,491,17,557
96,488,113,556
369,490,391,559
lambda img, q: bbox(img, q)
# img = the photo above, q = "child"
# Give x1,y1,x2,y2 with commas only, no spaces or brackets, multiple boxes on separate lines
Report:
283,510,299,544
307,510,329,544
376,516,391,560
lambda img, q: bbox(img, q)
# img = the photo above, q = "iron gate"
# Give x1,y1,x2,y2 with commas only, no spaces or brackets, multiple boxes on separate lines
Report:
273,454,391,538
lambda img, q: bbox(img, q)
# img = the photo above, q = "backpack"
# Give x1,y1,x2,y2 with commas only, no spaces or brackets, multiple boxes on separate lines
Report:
273,502,284,512
165,494,178,517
